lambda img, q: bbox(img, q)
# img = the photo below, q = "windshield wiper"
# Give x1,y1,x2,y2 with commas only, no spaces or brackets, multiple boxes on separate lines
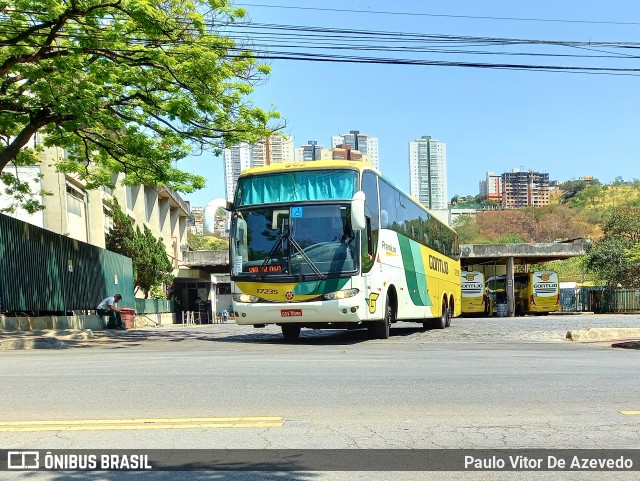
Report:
289,236,324,279
258,231,287,279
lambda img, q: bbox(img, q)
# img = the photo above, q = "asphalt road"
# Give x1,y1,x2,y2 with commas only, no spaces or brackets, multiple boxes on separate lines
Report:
1,314,639,480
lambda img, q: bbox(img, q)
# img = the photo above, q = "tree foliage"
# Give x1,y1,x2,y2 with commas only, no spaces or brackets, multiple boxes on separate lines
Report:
0,0,280,202
472,205,599,243
105,199,173,298
602,207,640,244
187,231,228,250
582,207,640,287
132,224,174,299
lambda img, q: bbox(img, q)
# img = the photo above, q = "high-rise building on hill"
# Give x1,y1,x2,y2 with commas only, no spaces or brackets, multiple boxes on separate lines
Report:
408,135,448,211
479,171,503,202
501,169,550,209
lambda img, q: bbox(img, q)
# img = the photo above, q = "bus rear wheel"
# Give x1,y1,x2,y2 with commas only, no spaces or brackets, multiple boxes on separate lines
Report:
281,324,301,342
433,300,448,329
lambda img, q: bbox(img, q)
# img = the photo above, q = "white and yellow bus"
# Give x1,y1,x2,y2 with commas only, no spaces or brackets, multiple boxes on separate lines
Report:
229,161,461,340
487,271,560,316
461,271,490,316
515,271,560,315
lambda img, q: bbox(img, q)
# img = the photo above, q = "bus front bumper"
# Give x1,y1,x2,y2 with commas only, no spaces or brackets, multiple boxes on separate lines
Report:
233,299,364,326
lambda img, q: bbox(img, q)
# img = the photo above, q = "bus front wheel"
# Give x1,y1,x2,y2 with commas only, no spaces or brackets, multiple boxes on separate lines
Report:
281,324,301,342
370,295,392,339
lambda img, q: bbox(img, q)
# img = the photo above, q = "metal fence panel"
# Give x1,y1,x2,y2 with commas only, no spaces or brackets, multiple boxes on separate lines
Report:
135,299,174,314
0,213,134,313
559,288,577,312
562,286,640,314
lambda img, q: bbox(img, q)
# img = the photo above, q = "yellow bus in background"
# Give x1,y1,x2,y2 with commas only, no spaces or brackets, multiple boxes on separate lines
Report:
487,271,560,316
461,271,490,316
514,271,560,316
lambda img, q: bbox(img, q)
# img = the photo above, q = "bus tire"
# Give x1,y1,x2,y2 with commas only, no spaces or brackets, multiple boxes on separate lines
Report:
445,305,452,327
371,295,392,339
434,300,447,329
281,324,301,342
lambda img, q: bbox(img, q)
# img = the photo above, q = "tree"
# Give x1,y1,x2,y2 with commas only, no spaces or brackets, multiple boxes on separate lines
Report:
558,180,588,203
187,231,228,250
603,207,640,244
132,225,174,299
582,207,640,287
104,199,136,259
452,216,485,244
582,237,635,287
106,200,173,298
1,0,280,207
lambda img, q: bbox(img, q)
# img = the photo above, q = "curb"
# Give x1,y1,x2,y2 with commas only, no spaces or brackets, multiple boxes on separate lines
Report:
566,328,640,342
611,341,640,350
0,329,95,351
0,337,68,350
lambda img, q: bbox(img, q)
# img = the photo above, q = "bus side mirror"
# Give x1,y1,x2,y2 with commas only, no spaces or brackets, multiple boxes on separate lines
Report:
351,191,366,231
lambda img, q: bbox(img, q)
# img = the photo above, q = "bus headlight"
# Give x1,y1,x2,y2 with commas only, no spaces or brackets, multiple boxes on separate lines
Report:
233,294,259,303
323,288,359,300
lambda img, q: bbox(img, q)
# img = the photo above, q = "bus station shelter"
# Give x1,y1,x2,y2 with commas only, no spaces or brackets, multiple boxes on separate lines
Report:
460,240,589,317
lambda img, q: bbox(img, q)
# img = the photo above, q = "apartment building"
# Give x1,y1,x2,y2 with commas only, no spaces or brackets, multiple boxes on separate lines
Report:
502,169,550,209
479,171,503,202
409,135,448,211
331,130,379,169
223,134,295,201
295,140,326,161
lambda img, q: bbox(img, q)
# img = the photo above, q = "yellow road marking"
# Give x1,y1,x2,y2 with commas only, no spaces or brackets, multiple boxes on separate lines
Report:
0,416,284,432
620,411,640,415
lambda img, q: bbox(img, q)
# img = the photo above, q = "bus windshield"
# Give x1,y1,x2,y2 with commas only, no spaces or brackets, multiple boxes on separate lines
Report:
231,204,357,278
235,170,357,206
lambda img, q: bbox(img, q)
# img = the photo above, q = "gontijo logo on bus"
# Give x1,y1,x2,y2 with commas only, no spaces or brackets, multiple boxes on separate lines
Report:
534,273,558,290
465,273,476,281
533,272,558,295
382,241,398,256
429,255,449,275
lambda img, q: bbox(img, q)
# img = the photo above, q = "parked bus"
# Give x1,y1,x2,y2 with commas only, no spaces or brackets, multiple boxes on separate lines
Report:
461,271,490,316
516,271,560,315
228,160,461,340
486,271,560,316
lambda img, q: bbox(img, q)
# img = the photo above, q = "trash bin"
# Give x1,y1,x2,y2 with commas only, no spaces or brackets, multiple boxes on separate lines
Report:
120,308,136,329
495,304,508,317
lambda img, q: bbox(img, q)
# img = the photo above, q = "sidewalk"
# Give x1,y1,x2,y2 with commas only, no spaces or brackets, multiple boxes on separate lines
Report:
0,323,238,350
0,328,94,350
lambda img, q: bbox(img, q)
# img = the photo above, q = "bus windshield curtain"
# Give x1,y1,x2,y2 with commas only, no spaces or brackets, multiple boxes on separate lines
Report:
237,171,356,206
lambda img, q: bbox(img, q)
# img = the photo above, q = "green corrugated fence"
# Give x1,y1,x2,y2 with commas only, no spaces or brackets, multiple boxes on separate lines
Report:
560,286,640,314
0,213,135,313
135,299,174,314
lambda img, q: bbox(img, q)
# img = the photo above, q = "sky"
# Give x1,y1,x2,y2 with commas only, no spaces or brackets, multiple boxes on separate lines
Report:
179,0,640,207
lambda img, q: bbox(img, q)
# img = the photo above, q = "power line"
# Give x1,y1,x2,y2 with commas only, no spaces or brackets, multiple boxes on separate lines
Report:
236,2,640,26
3,16,640,76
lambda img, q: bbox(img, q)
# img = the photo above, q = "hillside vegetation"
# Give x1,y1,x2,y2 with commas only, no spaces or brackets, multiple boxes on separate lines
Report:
456,181,640,245
454,181,640,285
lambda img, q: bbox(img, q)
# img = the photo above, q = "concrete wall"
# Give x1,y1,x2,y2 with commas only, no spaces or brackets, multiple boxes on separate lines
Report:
0,313,177,331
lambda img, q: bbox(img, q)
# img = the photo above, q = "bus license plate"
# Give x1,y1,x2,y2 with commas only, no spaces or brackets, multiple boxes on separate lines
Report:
281,309,302,317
